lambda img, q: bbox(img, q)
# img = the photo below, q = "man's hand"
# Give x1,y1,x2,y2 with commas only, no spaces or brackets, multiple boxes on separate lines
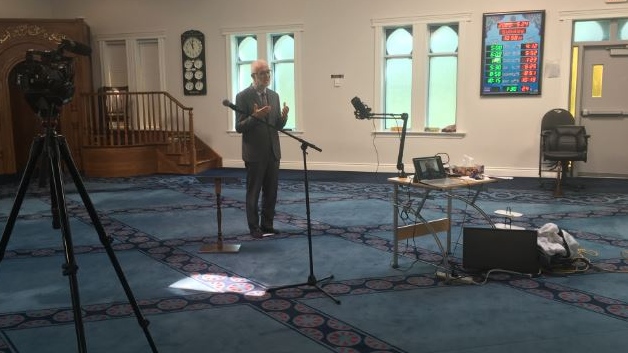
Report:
281,102,289,119
252,103,270,119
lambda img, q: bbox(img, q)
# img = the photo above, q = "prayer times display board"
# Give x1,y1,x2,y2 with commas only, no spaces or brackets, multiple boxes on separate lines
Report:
480,10,545,96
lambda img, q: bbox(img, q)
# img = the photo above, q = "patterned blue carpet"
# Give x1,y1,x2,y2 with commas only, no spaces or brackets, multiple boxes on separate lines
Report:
1,171,628,352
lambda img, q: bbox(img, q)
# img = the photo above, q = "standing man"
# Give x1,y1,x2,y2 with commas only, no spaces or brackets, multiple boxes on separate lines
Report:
235,59,289,238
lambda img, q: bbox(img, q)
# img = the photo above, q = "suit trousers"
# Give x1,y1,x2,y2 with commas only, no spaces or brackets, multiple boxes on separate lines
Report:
244,158,280,231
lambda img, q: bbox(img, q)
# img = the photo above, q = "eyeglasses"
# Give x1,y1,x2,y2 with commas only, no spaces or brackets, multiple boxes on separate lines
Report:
253,70,272,77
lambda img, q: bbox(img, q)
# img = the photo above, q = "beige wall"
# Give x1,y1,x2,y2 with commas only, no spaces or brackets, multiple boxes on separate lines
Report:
3,0,628,176
0,0,52,17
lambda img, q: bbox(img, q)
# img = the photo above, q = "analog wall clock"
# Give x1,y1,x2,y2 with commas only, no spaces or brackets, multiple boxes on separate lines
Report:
181,30,207,95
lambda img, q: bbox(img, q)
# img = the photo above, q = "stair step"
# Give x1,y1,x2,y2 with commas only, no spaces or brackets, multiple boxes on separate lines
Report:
176,158,215,167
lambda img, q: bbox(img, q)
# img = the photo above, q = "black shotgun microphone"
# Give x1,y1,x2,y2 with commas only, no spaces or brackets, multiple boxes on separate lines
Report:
59,39,92,56
222,99,238,110
350,96,371,119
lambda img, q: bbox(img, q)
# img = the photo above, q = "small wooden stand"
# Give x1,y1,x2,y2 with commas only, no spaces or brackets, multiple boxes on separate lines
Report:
199,177,241,253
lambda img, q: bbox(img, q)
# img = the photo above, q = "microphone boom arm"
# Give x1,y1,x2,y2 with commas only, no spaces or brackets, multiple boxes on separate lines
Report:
359,112,409,178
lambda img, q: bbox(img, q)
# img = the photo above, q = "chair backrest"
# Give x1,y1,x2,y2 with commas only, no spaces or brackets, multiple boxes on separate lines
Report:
544,125,588,161
541,108,574,132
99,86,129,115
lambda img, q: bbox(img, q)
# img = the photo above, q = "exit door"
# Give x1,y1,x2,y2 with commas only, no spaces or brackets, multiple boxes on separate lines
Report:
578,45,628,177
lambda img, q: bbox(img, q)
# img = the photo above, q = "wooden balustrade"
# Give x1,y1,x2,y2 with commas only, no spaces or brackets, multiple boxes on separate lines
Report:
79,90,220,177
81,91,193,151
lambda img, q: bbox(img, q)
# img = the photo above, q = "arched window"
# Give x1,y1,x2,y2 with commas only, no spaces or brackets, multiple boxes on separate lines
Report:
379,20,462,133
236,36,258,91
226,26,302,131
271,34,296,130
427,25,458,129
384,27,413,130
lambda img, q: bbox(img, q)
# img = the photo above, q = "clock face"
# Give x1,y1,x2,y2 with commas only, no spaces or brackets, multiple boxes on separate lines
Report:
193,59,203,69
194,71,204,79
184,60,193,69
195,81,204,91
183,37,203,58
185,82,194,91
184,71,194,80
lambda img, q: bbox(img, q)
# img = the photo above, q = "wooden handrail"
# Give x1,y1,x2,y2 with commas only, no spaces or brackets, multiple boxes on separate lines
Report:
80,91,194,155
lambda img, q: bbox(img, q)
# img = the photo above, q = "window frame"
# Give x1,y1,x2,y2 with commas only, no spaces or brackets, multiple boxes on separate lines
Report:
223,24,303,133
372,13,470,136
95,31,167,91
427,23,459,129
233,34,258,96
383,26,413,131
269,33,296,131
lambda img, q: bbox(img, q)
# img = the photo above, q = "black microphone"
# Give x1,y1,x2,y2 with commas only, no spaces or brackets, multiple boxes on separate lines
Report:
222,99,238,111
59,39,92,56
351,96,371,119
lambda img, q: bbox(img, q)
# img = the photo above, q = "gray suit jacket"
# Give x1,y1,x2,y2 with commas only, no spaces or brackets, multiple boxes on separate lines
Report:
235,85,287,162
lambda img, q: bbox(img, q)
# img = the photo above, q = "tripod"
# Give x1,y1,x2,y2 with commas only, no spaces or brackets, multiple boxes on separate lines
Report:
267,142,340,304
0,115,159,353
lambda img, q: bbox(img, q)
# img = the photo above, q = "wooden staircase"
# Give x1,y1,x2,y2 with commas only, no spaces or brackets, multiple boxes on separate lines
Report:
156,136,222,175
80,90,222,177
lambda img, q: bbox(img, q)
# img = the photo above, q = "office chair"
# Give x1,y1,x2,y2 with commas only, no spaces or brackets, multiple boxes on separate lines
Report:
540,108,574,132
538,109,575,182
540,124,590,196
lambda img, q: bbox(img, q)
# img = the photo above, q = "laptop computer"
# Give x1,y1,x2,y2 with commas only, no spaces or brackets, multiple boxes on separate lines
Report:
412,156,467,187
463,227,540,274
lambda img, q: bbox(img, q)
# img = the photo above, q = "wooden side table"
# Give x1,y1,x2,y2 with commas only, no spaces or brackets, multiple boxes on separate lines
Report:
198,176,241,253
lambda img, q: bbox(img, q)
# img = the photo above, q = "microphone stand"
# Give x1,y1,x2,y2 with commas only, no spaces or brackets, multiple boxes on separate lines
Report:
355,111,409,177
224,101,340,304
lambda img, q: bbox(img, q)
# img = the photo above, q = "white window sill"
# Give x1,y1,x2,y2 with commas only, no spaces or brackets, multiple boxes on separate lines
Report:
373,131,466,138
228,130,461,138
227,129,304,137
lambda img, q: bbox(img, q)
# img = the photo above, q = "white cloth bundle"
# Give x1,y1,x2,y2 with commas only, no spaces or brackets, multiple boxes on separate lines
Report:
537,223,579,258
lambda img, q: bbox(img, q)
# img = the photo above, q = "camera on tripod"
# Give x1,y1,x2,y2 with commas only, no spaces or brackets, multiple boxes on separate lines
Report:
15,39,91,117
1,37,157,353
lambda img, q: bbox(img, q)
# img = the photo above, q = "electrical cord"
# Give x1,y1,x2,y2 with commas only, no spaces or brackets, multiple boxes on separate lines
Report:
577,248,628,274
392,187,447,272
390,189,418,271
449,186,474,259
477,268,539,285
537,247,628,275
435,152,450,170
542,256,591,275
435,264,539,286
371,119,380,176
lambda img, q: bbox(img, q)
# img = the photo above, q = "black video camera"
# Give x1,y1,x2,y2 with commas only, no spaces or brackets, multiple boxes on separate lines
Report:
15,39,91,117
